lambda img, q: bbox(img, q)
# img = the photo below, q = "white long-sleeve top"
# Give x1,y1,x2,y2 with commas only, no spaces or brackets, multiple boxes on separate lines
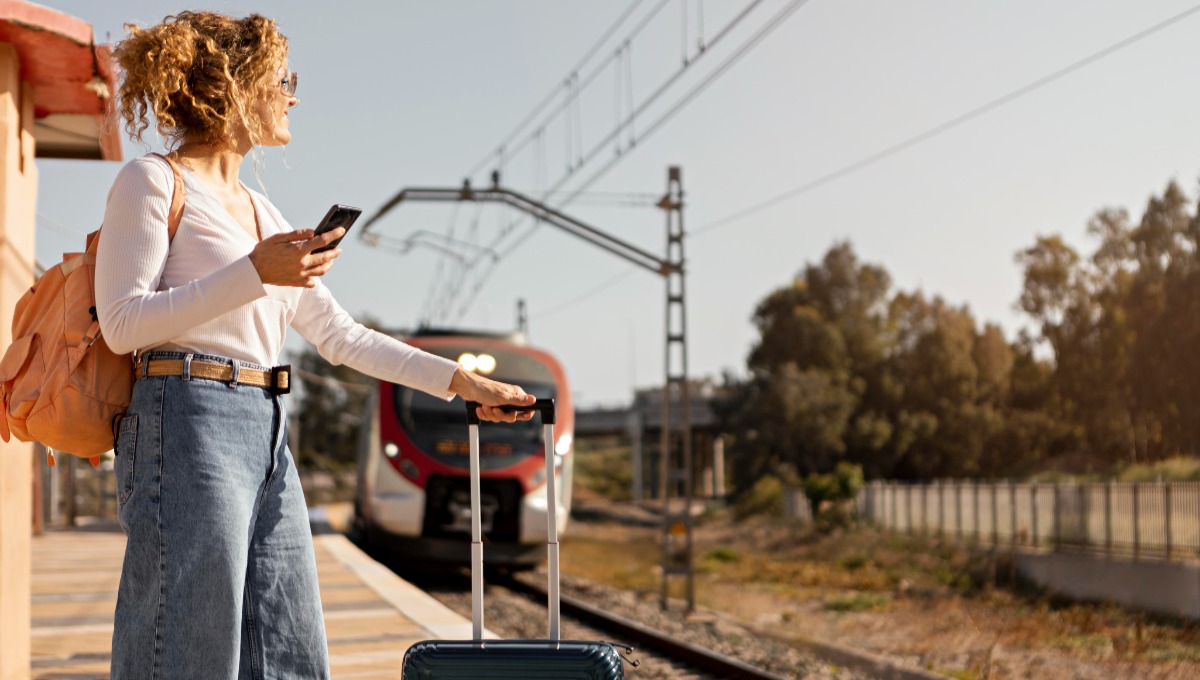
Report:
95,154,458,399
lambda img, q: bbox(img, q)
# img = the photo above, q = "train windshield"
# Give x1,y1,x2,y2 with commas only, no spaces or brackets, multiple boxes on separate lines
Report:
393,345,558,466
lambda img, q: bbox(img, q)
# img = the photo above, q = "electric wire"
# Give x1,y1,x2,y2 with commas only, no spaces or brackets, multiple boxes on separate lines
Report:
530,2,1200,320
495,0,807,261
440,0,798,321
463,0,651,181
426,0,771,317
36,212,87,238
480,0,771,257
535,266,639,318
692,1,1200,238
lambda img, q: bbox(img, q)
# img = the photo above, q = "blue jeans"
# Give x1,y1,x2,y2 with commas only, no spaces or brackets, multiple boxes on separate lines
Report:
110,351,330,679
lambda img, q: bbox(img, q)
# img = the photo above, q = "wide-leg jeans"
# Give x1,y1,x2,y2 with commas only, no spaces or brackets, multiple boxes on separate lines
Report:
110,351,330,679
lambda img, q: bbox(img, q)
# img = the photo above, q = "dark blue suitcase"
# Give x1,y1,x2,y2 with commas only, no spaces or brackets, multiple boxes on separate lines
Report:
401,399,625,679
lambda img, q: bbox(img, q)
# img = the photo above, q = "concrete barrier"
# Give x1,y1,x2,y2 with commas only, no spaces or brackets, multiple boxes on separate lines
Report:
1016,551,1200,619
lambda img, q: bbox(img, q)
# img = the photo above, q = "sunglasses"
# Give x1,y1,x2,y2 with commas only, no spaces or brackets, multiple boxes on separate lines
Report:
279,70,298,96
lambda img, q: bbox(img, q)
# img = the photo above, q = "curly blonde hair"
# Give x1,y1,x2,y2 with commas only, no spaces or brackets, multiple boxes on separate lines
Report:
112,11,289,149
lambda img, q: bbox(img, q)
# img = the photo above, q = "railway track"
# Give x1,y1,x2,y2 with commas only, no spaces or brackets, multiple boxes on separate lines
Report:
492,572,792,680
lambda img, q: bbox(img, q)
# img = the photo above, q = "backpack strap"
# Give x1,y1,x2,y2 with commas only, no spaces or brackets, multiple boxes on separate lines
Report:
149,153,187,242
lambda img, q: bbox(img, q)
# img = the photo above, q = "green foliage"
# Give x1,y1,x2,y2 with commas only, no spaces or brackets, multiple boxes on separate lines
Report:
802,462,863,510
715,241,1061,489
838,553,868,571
823,592,889,613
1117,457,1200,483
573,444,633,500
734,474,784,520
704,547,740,563
1015,182,1200,468
721,178,1200,489
800,462,864,531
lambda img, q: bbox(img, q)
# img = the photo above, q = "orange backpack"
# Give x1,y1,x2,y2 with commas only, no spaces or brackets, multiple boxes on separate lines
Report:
0,154,185,464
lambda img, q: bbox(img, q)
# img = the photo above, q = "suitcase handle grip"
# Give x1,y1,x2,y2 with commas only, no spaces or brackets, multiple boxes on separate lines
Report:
464,398,556,425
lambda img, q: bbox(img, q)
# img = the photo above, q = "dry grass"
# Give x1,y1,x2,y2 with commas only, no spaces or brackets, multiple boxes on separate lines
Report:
563,502,1200,679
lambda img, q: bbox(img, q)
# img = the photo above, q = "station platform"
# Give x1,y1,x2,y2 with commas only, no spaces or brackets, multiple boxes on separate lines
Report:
30,508,477,679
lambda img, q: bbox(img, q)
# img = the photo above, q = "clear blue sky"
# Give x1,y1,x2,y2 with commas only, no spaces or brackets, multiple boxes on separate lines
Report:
34,1,1200,406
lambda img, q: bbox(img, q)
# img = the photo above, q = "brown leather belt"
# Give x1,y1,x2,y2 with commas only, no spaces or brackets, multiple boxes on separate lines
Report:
135,357,290,395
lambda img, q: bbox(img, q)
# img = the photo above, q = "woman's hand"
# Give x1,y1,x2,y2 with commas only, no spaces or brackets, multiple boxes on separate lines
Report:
248,228,344,288
448,367,537,423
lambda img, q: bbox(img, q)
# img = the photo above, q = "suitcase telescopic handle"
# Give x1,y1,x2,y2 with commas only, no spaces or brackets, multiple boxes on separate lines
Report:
463,397,563,642
464,398,556,424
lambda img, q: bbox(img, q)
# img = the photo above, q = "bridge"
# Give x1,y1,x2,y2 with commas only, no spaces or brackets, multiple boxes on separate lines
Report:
573,384,725,499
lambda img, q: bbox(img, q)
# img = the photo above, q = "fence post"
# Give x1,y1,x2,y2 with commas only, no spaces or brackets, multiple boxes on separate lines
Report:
1077,482,1087,551
1009,479,1017,549
1133,482,1140,561
1052,482,1061,550
937,480,945,538
1104,479,1112,557
906,485,913,536
892,482,899,531
955,480,963,539
1164,481,1172,560
969,479,979,542
1030,481,1039,548
921,483,928,536
991,480,999,545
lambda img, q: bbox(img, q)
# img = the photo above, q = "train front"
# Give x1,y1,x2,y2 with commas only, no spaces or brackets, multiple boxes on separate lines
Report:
356,334,575,566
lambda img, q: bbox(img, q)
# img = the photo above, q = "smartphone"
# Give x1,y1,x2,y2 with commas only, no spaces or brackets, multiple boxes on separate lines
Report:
311,204,362,253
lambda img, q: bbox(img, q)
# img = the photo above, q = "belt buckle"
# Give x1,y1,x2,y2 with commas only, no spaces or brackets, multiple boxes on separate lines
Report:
269,365,291,396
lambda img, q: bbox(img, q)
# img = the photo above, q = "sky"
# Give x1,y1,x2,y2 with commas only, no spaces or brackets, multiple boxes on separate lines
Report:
33,0,1200,407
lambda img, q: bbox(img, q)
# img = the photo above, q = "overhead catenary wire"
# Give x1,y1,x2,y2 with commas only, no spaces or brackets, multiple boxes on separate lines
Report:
36,212,87,238
494,0,808,261
531,1,1200,317
463,0,652,182
535,266,639,319
470,0,673,186
414,1,775,317
476,0,772,261
692,1,1200,238
431,0,800,321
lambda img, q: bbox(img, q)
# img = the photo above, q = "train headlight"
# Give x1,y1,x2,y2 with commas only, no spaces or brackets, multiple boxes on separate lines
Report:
457,352,497,375
457,353,478,372
384,442,399,459
555,433,572,456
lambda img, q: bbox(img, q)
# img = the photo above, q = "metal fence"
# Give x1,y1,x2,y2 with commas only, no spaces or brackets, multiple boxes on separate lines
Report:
858,479,1200,561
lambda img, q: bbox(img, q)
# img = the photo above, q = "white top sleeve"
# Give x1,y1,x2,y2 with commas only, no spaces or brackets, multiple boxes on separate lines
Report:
94,157,267,355
291,282,459,400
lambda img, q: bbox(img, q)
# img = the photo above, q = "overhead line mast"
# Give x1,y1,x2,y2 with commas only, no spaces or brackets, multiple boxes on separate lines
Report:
360,167,698,614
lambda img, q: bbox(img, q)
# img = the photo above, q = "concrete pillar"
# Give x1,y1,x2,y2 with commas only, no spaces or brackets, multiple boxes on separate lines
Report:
0,41,37,680
712,436,725,497
627,411,642,501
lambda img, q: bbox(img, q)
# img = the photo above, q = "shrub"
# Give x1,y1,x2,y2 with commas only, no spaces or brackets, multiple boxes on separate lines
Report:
802,462,865,530
735,474,785,519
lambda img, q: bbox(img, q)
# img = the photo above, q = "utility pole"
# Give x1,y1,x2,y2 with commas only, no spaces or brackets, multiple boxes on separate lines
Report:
516,298,529,338
658,167,695,613
360,166,696,614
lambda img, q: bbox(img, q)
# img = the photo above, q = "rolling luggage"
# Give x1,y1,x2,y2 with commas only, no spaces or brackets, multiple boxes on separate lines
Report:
401,399,625,679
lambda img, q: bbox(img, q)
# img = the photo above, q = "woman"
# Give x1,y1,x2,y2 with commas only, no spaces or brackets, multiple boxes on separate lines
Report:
97,11,533,679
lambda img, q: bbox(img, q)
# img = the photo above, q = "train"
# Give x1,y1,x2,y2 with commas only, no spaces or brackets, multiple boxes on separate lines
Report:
353,329,575,567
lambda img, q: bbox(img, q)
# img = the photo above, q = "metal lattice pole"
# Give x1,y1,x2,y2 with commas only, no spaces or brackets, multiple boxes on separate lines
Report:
659,167,694,613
